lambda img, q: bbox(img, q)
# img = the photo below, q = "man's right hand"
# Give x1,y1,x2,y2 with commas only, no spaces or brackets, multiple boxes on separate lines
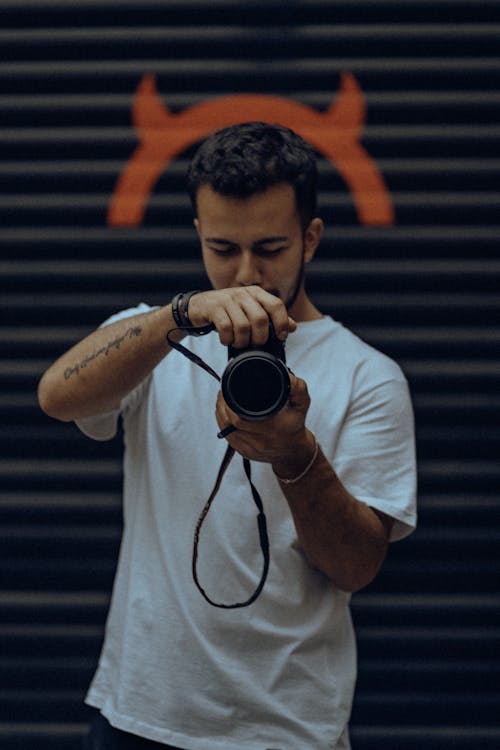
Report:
37,286,296,423
187,286,296,349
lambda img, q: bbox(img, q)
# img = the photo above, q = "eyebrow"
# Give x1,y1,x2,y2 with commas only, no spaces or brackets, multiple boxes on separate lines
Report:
205,236,289,246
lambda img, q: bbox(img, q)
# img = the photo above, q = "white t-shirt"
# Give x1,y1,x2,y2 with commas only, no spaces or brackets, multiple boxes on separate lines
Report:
77,305,417,750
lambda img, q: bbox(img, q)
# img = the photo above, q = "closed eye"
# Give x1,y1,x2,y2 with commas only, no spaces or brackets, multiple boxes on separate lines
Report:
206,242,238,255
255,245,287,256
253,236,289,256
210,249,237,258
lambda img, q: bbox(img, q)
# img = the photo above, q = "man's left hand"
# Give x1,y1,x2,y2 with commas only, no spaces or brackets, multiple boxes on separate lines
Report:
215,373,315,468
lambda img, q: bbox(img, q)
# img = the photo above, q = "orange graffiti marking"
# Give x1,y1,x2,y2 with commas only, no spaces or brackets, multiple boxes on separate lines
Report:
108,72,394,227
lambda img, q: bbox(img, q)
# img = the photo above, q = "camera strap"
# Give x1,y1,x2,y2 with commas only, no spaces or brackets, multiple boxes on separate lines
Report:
166,325,270,609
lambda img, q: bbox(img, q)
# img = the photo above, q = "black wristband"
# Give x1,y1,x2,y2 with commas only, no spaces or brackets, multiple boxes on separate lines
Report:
170,292,185,327
178,289,202,326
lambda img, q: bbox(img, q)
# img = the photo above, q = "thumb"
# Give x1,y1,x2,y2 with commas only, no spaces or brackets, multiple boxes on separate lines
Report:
288,373,310,408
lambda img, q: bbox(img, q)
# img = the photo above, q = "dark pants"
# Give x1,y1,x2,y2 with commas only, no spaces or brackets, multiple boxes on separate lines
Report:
83,710,185,750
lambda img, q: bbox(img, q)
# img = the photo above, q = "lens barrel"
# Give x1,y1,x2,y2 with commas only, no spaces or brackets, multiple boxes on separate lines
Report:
221,350,290,420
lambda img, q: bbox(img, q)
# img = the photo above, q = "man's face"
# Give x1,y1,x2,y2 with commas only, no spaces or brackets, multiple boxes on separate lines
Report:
194,182,322,320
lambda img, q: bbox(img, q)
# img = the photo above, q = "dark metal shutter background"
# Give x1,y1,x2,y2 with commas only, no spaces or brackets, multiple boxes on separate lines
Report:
1,2,499,748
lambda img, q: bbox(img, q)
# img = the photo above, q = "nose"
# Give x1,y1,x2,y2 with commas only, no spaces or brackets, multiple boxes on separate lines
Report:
235,251,262,287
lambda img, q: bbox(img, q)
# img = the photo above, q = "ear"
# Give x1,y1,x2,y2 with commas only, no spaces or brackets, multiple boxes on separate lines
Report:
303,218,324,263
194,217,201,238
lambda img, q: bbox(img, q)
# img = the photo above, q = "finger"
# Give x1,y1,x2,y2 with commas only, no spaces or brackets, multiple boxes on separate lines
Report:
222,295,280,349
216,391,244,434
287,374,310,408
188,290,253,347
216,290,267,348
223,300,256,349
237,295,273,346
216,390,262,438
210,307,239,346
251,290,291,341
234,286,290,342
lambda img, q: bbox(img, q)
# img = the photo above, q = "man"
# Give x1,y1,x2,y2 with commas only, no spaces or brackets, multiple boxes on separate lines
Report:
38,122,417,750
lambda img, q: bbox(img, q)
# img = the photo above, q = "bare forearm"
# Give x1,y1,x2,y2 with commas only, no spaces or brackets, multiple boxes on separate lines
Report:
38,305,180,421
273,440,391,592
38,286,296,424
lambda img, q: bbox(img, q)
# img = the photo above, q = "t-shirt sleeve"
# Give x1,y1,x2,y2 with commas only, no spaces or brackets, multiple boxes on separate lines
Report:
74,303,155,442
76,407,122,441
333,376,417,542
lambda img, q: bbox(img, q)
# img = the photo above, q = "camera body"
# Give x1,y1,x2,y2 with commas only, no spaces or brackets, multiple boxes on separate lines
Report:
221,323,291,421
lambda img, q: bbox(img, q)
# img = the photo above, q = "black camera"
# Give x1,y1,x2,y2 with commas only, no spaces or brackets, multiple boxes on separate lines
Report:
221,322,291,421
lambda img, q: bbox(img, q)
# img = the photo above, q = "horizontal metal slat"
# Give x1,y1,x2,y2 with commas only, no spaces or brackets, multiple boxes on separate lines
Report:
4,522,497,561
0,691,88,727
416,428,500,460
3,167,500,197
2,0,500,22
2,162,500,196
3,22,499,42
371,559,500,594
355,657,500,692
7,687,497,729
350,726,500,750
1,490,497,523
0,428,122,458
353,325,500,357
1,622,497,660
356,626,500,659
0,590,110,624
1,525,121,559
2,371,499,408
4,291,500,327
404,364,500,398
416,399,500,423
1,58,500,96
0,656,95,689
2,590,495,626
2,124,499,144
2,94,500,129
351,593,500,627
2,420,499,459
1,325,498,361
2,375,500,426
352,692,500,727
2,191,499,227
3,56,500,76
3,257,500,281
2,225,500,263
0,723,85,750
0,558,117,591
9,325,494,351
2,491,497,531
0,624,103,658
2,654,498,695
2,200,498,229
2,23,499,63
0,459,122,492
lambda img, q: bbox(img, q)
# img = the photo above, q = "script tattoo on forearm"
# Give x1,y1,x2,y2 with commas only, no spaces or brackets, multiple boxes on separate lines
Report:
64,326,143,380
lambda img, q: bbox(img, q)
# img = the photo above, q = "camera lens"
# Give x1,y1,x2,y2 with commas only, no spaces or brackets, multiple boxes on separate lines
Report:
222,351,290,420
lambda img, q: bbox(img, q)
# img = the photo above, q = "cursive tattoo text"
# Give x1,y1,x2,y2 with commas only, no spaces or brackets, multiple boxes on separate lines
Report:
64,326,142,380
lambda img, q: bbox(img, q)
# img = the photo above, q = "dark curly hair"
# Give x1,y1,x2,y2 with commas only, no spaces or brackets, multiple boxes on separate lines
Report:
187,122,318,230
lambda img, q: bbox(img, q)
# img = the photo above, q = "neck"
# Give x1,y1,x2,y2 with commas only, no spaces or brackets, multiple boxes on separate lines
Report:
288,289,323,322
